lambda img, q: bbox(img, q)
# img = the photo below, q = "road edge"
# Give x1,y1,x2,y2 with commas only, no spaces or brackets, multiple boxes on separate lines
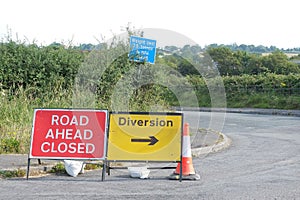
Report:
175,107,300,117
192,131,231,157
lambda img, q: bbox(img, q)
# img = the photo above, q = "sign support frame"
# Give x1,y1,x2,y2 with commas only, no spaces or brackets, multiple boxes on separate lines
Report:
26,108,109,181
105,111,183,181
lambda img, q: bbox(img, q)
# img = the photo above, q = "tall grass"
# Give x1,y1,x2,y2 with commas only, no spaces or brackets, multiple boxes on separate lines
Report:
0,86,73,154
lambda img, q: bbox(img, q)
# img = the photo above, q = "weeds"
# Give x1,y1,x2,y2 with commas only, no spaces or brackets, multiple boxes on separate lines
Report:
48,162,102,174
0,169,26,179
84,163,102,170
49,162,66,174
0,86,73,154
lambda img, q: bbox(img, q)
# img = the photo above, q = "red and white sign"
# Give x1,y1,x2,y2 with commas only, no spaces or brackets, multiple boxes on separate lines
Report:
29,109,108,160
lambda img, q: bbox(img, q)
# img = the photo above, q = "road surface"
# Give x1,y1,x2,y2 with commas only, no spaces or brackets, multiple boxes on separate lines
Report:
0,111,299,199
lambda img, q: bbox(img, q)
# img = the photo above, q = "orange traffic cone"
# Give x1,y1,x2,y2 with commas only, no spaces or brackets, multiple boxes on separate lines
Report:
169,123,200,180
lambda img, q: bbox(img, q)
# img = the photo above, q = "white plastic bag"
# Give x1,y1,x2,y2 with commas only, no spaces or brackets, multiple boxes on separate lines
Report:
128,167,150,179
64,160,84,177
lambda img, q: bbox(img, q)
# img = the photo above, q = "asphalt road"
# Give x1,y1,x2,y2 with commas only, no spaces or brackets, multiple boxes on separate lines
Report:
1,111,299,200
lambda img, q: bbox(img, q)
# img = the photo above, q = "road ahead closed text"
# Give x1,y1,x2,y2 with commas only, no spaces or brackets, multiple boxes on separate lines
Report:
30,109,108,160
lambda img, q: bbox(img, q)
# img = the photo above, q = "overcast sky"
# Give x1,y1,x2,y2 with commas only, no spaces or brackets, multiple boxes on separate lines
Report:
1,0,299,49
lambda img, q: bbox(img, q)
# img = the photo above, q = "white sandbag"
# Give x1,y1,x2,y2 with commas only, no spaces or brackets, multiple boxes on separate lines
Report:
128,167,150,179
64,160,84,177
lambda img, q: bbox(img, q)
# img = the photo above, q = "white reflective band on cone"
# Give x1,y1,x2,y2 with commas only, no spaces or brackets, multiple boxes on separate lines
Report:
182,135,192,157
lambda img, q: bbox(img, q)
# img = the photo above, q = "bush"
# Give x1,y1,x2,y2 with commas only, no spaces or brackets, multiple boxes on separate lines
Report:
188,73,300,109
49,162,66,174
0,40,84,98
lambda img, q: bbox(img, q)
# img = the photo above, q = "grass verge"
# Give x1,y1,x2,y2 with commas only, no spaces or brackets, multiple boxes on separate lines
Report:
0,169,26,179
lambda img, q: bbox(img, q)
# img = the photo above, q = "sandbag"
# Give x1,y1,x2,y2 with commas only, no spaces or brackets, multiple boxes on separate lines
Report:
64,160,84,177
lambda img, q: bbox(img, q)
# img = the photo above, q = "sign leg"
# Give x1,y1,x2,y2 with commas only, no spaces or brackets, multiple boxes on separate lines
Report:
107,161,111,176
179,160,183,182
101,161,106,181
26,158,31,180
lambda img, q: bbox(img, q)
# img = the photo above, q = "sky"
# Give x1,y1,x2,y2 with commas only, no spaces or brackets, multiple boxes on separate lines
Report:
1,0,299,49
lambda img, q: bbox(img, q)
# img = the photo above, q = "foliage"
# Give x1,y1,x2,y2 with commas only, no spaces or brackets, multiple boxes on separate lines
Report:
0,39,84,98
49,162,102,173
207,47,300,76
49,162,66,173
0,169,26,178
187,73,300,109
206,43,300,54
260,51,300,74
0,86,73,154
84,163,102,170
0,136,20,153
208,43,274,53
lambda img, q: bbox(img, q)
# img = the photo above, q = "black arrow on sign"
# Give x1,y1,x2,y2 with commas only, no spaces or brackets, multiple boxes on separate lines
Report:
131,136,159,145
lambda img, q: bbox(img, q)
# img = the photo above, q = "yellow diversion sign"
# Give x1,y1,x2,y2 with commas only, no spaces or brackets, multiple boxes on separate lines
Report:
107,112,182,161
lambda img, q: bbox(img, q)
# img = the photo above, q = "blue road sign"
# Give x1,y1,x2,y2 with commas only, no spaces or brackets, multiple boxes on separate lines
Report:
129,36,157,64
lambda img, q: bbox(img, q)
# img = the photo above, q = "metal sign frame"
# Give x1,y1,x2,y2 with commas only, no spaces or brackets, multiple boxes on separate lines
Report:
105,111,183,181
27,108,109,180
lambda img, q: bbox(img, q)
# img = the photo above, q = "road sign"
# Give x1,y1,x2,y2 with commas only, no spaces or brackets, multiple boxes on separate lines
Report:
129,36,157,64
29,109,108,160
107,112,182,161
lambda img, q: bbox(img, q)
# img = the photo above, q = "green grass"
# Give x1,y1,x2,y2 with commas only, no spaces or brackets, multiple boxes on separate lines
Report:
48,162,102,174
227,93,300,109
49,162,66,174
0,87,73,154
0,89,33,153
0,169,26,179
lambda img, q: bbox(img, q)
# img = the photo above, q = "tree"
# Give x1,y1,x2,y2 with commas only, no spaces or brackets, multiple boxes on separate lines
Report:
261,51,300,74
207,47,243,75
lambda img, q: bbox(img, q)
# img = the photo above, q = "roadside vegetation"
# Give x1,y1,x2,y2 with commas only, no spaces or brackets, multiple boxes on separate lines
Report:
48,162,102,175
0,28,299,154
0,168,26,179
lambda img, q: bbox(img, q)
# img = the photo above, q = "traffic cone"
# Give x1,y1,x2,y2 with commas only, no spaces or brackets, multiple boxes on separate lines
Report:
169,123,200,180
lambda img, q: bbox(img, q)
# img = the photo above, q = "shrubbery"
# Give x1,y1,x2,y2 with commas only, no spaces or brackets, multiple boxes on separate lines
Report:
187,73,300,109
0,40,84,98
